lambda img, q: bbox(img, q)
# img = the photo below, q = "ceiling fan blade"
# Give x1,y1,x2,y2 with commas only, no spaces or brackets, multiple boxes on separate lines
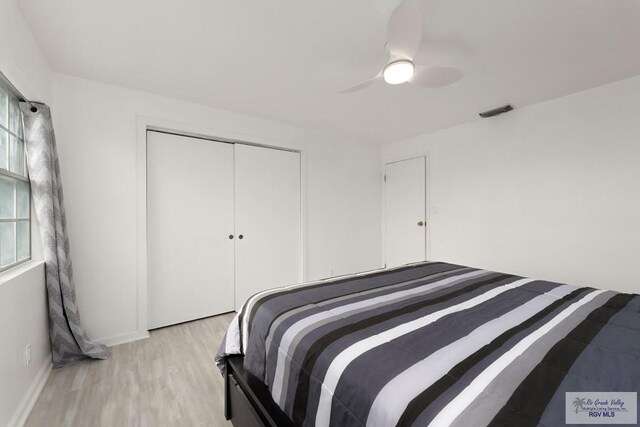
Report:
338,72,382,94
410,66,463,88
387,0,422,60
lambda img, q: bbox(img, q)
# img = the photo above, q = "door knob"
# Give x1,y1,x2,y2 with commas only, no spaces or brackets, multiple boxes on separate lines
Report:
238,234,244,240
228,234,234,239
417,221,425,227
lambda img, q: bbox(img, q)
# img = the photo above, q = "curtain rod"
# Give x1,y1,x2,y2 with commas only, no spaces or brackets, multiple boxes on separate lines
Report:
0,70,41,112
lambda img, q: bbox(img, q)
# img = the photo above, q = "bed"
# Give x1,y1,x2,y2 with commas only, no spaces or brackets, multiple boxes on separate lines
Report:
216,261,640,426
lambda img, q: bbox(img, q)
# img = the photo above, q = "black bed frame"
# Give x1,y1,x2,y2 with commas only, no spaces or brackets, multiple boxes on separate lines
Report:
224,356,295,427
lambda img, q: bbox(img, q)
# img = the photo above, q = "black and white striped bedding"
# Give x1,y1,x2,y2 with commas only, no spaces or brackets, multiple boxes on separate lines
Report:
216,261,640,426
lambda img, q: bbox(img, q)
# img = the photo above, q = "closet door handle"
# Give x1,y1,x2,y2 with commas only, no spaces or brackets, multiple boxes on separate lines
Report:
228,234,234,239
238,234,244,240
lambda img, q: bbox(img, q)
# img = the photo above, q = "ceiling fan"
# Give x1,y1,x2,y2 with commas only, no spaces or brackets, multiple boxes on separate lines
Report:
340,0,463,93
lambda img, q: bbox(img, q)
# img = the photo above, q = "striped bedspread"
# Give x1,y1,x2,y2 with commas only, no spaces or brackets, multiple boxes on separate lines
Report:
216,262,640,426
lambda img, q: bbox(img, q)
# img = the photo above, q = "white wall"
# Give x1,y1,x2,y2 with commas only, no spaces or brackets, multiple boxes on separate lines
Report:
382,76,640,294
0,0,51,103
51,73,382,344
0,263,48,427
0,0,52,425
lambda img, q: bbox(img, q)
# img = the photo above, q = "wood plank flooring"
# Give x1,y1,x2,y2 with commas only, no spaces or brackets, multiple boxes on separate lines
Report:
26,313,236,427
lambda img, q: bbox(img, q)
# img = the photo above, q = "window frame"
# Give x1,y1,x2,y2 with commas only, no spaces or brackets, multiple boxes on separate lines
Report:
0,72,31,273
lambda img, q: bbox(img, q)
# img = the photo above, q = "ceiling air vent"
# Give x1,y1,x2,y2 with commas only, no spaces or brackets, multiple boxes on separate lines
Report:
479,104,513,118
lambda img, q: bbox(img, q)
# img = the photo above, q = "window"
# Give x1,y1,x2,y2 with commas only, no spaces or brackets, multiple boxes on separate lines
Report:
0,76,30,272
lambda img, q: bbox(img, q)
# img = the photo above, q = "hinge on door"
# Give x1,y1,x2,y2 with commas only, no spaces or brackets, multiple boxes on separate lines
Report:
383,174,387,182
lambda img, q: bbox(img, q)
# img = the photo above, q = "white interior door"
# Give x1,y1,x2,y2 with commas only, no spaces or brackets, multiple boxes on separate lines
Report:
147,131,235,329
234,144,301,309
385,157,426,268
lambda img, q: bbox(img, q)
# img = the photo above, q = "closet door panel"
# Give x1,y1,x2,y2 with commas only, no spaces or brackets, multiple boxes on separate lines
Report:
234,144,301,308
147,131,235,329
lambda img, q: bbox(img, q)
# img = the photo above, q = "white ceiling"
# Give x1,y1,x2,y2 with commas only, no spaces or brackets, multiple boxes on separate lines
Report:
18,0,640,144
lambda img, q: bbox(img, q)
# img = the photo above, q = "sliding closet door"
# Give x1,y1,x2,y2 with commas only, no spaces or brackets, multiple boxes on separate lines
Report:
147,132,235,329
234,144,301,309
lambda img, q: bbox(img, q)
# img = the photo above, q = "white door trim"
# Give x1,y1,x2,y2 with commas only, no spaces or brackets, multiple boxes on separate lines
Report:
381,154,430,268
136,116,307,335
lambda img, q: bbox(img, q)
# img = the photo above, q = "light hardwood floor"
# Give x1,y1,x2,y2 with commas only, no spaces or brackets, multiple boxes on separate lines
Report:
26,313,236,427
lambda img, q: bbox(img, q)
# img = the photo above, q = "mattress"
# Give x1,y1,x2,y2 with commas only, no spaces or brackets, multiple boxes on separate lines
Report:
216,261,640,426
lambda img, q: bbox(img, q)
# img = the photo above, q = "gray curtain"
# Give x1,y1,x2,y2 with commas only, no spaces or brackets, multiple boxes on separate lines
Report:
19,102,110,368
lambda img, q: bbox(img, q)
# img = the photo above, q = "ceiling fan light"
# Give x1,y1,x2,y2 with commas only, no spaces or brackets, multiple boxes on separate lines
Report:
383,60,414,85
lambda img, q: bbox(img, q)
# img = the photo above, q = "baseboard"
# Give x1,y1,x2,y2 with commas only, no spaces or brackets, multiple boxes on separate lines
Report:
9,356,52,427
96,330,150,347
